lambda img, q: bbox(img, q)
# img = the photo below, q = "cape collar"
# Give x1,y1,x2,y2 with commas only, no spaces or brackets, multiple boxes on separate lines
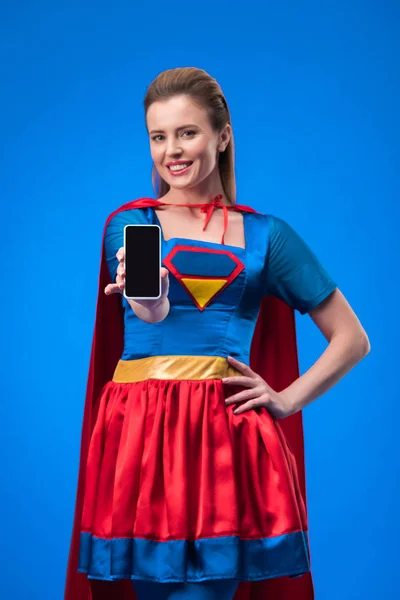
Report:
151,194,251,245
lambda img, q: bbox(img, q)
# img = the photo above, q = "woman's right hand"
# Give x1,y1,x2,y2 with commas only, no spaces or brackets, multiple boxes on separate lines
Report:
104,247,170,310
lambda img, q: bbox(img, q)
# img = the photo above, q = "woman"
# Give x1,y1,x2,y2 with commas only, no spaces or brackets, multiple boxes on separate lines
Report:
64,67,370,600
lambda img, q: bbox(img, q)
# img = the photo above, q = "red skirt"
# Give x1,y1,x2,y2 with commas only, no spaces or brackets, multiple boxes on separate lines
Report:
78,356,310,583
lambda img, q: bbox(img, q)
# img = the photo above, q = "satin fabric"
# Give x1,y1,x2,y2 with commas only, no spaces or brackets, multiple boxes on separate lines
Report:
78,362,309,581
112,355,242,382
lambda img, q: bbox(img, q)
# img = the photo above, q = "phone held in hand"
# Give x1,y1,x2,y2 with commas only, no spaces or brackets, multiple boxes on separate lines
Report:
124,224,161,300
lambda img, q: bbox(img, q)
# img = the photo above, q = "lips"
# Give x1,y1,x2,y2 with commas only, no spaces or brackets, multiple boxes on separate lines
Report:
166,161,193,176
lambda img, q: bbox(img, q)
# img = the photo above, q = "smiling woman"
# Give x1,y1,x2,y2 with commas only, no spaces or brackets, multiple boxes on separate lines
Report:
144,69,235,205
64,67,370,600
147,94,231,200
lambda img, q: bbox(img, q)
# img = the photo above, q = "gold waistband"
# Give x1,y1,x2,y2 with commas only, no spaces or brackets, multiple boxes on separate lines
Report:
112,355,242,383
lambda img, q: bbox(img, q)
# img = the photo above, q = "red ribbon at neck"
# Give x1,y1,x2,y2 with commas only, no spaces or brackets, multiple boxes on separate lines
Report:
158,194,237,244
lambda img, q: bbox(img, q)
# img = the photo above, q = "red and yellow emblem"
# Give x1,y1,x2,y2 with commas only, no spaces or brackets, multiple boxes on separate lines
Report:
163,245,245,311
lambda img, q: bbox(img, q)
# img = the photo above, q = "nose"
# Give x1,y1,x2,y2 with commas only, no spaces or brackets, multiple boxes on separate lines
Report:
165,136,183,157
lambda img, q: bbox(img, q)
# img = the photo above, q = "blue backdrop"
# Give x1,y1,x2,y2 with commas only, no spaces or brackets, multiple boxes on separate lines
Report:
1,1,397,599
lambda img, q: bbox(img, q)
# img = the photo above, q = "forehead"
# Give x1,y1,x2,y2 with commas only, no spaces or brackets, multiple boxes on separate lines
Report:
146,95,211,130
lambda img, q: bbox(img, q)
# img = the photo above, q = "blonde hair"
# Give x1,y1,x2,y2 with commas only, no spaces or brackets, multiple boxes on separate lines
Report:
143,67,236,204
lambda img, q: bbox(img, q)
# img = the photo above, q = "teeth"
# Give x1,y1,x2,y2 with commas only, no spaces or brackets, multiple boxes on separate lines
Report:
169,163,191,171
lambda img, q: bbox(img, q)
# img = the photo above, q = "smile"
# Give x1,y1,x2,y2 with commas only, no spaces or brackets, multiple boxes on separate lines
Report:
167,162,193,176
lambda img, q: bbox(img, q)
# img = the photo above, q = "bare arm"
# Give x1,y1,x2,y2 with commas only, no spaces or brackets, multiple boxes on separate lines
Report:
281,288,370,412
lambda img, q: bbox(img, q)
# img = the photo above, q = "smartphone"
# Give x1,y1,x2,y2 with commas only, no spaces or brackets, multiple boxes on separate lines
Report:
123,224,161,300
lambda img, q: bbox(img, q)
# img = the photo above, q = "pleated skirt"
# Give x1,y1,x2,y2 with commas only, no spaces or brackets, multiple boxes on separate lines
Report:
78,356,310,583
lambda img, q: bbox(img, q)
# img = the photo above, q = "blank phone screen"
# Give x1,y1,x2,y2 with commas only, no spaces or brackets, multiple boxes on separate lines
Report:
124,225,161,298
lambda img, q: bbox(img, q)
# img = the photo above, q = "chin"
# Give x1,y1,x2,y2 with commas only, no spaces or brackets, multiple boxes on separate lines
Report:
164,172,197,189
168,180,195,190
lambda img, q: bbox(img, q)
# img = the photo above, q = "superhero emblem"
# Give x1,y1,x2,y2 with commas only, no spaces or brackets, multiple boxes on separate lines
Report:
163,245,245,311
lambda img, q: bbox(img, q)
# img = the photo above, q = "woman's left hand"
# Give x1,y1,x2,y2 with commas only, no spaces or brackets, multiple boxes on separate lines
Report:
222,356,296,420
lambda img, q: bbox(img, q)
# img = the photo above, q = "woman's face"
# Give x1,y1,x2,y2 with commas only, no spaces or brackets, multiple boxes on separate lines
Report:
146,94,230,192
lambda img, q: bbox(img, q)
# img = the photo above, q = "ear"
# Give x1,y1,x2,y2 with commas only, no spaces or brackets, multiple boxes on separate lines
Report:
218,123,231,152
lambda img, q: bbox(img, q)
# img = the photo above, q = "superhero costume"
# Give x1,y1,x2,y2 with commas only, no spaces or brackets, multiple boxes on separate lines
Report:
64,196,337,600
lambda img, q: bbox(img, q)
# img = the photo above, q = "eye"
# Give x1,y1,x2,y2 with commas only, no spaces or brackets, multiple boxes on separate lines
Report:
151,134,165,142
182,130,196,137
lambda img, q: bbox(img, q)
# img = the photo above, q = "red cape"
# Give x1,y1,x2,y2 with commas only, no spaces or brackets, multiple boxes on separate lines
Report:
64,199,314,600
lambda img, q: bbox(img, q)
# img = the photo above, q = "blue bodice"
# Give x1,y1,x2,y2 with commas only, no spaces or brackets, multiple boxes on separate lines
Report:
122,210,268,364
104,206,337,364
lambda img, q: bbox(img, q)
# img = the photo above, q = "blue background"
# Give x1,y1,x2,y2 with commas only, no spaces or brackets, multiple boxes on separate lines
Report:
1,1,398,599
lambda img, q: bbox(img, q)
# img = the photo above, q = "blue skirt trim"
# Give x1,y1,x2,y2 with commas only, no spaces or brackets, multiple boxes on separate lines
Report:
78,531,310,582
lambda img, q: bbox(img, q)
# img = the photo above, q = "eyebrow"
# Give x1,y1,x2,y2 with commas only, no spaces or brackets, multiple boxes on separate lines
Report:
149,124,199,134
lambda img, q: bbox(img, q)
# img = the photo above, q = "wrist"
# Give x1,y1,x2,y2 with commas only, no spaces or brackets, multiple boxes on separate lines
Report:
128,296,170,323
149,296,170,322
280,387,302,415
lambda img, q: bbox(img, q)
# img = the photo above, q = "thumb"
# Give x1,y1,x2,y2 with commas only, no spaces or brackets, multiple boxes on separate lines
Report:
104,283,123,295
